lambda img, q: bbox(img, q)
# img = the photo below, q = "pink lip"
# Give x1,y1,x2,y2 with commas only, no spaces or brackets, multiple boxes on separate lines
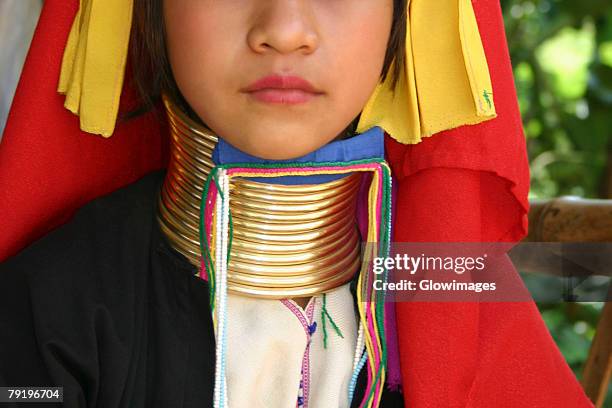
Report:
242,75,323,104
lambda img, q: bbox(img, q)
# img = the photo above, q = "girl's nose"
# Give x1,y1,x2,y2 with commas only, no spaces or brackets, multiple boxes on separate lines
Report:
246,0,319,55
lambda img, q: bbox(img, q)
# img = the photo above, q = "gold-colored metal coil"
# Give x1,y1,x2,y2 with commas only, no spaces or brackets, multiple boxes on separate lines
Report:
229,180,359,214
230,173,361,202
231,211,356,243
228,255,362,298
229,233,360,273
157,94,362,298
229,220,354,254
228,245,360,286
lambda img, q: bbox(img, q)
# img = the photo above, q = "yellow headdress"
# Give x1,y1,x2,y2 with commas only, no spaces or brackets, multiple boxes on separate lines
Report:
58,0,496,142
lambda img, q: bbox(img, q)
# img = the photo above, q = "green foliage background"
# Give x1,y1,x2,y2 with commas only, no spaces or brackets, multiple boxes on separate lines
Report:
501,0,611,405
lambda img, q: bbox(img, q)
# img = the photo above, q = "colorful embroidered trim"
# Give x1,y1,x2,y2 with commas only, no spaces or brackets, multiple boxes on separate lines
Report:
280,298,317,408
198,158,393,408
322,292,345,349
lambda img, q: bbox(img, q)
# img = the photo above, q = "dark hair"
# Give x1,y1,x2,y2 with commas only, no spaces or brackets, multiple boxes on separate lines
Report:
127,0,407,138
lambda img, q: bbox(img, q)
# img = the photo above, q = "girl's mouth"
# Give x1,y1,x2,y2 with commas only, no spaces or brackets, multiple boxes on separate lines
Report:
246,88,321,104
242,74,324,104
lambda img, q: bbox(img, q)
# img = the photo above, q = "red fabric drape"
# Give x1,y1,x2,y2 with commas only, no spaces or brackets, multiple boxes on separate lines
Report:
385,0,593,406
0,0,168,261
390,168,592,407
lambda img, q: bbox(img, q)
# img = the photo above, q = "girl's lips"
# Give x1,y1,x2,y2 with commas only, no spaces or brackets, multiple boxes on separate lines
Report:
247,88,320,104
242,74,324,104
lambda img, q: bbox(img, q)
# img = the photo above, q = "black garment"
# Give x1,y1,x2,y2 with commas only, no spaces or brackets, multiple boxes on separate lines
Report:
0,169,404,408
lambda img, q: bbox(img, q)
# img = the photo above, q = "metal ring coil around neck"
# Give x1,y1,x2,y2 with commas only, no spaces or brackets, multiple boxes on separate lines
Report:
157,94,363,299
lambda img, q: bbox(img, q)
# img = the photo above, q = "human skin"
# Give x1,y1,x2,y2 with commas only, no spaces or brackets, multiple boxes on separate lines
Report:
164,0,394,308
163,0,393,160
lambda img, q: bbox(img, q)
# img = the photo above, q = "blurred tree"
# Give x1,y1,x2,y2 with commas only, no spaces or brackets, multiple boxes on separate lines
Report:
501,0,612,199
501,1,611,405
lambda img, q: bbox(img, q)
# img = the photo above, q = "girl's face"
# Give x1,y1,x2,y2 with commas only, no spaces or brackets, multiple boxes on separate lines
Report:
164,0,393,160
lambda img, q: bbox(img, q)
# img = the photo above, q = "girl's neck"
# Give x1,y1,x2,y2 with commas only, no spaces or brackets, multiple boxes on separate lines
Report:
157,93,364,300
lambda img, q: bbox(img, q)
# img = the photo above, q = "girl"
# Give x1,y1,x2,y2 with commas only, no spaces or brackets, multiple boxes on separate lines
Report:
0,0,593,407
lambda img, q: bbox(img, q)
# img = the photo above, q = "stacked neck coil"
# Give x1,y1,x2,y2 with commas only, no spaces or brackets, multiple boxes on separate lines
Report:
157,94,218,264
157,94,362,299
201,160,393,408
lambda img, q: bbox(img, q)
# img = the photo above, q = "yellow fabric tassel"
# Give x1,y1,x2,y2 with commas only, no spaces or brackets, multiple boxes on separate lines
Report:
57,0,495,143
357,0,497,144
57,0,133,137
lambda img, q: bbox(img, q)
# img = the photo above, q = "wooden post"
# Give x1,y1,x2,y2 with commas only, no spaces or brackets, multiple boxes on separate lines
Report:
581,301,612,407
522,196,612,406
